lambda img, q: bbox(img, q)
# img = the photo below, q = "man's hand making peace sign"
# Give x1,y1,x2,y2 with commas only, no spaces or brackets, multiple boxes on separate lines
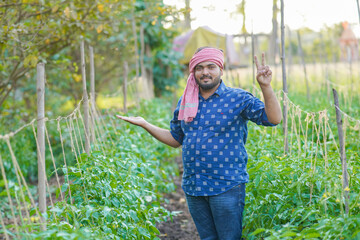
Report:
253,52,282,125
254,52,272,87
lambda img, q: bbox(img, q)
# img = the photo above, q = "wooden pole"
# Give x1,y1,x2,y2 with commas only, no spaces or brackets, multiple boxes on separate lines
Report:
36,62,46,229
89,46,96,144
280,0,289,154
296,30,310,101
332,88,349,215
0,170,10,240
123,61,128,113
80,41,90,155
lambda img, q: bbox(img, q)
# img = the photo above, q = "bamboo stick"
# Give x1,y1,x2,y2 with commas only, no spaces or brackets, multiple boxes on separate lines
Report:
36,63,46,230
332,88,349,215
280,0,289,154
80,41,90,155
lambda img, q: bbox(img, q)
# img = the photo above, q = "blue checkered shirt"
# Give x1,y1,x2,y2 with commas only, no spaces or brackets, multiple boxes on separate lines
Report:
170,81,276,196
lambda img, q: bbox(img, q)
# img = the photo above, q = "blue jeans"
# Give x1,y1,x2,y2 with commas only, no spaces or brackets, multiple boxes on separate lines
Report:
185,184,246,240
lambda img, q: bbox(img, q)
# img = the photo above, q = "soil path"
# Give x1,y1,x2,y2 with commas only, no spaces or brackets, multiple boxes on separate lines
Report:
157,157,200,240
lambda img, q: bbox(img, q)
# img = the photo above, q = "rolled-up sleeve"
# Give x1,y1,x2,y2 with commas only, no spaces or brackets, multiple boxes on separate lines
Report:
241,93,277,127
170,99,184,145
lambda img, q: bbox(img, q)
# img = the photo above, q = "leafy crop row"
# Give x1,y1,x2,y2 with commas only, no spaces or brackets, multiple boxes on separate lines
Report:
1,99,181,239
244,110,360,239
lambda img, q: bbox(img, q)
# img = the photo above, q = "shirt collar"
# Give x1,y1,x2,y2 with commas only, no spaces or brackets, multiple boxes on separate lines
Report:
214,80,226,96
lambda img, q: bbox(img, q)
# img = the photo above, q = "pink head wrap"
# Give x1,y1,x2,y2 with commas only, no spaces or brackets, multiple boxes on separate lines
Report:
178,48,224,122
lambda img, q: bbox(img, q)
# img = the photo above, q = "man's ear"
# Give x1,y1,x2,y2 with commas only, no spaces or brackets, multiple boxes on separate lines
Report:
220,67,223,76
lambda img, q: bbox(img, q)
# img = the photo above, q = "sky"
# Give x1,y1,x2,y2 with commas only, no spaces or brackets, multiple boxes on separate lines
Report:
164,0,360,36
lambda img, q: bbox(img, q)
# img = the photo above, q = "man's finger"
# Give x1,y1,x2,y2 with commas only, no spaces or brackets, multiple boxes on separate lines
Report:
261,52,265,66
254,55,259,69
116,115,128,121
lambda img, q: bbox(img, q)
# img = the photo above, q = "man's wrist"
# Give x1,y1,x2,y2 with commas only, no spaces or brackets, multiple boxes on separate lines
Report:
259,83,272,91
142,121,150,129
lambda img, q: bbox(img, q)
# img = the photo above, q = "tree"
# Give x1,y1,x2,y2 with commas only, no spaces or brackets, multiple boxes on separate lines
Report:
0,0,131,109
0,0,183,118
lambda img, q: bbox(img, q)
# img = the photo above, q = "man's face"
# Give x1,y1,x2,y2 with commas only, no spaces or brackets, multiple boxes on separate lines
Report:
194,61,223,90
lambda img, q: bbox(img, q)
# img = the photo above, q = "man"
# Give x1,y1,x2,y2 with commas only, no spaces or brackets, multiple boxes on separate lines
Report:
116,47,281,240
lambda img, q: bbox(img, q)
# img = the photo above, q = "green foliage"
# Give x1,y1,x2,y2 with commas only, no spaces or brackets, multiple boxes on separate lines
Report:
136,1,185,97
0,0,184,128
43,150,175,239
1,97,180,239
289,24,345,64
152,49,184,97
242,98,360,239
0,119,78,184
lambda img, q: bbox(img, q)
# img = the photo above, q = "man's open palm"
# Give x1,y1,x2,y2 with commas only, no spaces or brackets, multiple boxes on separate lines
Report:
116,115,146,127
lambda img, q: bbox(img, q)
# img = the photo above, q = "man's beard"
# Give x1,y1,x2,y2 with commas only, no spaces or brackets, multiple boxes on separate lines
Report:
195,75,221,90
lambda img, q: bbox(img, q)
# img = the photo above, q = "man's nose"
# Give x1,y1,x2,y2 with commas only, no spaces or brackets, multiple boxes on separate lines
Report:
203,67,209,74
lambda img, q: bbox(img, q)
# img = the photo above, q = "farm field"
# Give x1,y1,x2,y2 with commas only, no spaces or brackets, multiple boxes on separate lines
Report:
1,61,359,239
1,1,360,239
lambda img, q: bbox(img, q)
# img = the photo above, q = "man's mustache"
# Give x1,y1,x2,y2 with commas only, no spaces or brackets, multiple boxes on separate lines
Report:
200,75,212,80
